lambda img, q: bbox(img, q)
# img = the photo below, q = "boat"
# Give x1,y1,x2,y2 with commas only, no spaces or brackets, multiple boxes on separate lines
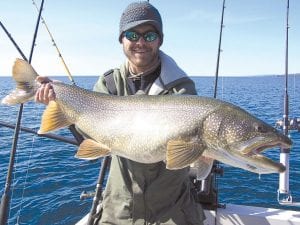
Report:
76,203,300,225
275,117,300,131
1,1,300,225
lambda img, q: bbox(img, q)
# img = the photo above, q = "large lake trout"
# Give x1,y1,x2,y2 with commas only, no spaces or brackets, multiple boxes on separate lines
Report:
2,59,292,175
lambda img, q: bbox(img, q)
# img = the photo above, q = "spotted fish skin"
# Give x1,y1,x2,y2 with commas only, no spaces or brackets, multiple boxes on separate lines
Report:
1,58,292,174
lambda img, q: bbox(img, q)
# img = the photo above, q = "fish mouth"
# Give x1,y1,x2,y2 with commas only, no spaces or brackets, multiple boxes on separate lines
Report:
241,138,291,156
239,137,292,173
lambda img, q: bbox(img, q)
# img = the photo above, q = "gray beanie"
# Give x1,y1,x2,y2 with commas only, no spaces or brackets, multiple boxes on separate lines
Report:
119,1,163,44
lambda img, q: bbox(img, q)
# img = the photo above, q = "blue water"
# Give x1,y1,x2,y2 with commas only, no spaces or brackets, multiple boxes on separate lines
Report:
0,75,299,224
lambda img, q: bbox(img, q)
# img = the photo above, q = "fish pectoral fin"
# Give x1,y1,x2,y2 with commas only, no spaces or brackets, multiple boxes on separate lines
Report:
38,101,72,134
75,139,111,160
190,156,214,180
166,140,206,170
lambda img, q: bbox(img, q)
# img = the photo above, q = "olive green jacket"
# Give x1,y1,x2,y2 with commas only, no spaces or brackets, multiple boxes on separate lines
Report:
94,51,204,225
94,51,197,96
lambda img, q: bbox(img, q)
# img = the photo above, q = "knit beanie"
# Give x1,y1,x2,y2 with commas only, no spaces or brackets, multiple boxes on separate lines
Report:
119,1,163,44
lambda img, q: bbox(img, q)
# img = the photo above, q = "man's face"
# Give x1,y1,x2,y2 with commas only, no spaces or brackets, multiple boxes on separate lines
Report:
121,24,161,73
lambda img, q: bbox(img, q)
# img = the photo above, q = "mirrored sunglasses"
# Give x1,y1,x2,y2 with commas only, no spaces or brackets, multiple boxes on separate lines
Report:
124,31,159,42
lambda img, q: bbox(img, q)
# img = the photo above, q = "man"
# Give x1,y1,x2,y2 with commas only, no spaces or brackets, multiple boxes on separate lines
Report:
36,2,205,224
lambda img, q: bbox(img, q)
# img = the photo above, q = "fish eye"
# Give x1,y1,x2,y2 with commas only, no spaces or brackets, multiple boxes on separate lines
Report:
254,124,267,133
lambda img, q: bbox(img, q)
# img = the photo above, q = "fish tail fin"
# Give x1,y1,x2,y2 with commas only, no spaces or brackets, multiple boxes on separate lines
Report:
1,58,40,105
38,101,73,134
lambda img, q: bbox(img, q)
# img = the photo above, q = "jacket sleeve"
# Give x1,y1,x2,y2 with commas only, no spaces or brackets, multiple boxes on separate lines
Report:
169,78,197,95
93,75,110,94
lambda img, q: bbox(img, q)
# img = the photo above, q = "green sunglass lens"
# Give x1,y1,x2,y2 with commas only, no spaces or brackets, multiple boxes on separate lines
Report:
125,31,139,41
125,31,158,42
144,32,158,42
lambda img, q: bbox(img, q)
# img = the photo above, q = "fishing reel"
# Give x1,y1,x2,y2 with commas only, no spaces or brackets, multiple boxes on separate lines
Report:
190,163,224,210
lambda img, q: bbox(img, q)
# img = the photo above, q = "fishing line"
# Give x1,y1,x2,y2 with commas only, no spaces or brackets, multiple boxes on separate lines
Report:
291,74,296,117
15,135,36,225
276,0,300,207
221,76,224,100
6,1,82,221
31,0,75,85
8,129,22,225
12,0,46,219
14,105,42,224
0,0,45,224
31,0,85,144
213,2,226,220
7,122,37,224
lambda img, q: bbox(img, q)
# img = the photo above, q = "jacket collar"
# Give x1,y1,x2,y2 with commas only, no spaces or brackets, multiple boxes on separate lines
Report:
121,50,188,95
148,50,188,95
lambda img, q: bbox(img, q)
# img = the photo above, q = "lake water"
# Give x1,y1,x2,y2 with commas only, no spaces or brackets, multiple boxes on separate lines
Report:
0,75,299,224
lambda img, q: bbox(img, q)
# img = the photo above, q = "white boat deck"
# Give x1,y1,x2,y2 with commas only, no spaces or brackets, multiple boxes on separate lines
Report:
204,204,300,225
77,204,300,225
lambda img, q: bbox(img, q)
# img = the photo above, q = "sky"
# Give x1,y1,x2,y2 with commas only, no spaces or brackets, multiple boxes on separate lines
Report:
0,0,299,77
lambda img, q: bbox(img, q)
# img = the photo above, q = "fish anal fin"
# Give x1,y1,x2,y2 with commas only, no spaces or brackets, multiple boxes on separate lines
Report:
38,101,72,134
75,139,111,160
166,140,206,170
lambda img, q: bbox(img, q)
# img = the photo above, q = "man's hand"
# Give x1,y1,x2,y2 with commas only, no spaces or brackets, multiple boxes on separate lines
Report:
35,76,56,105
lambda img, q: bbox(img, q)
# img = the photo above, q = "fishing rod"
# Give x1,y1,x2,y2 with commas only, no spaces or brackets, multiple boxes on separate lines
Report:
30,0,84,143
35,0,106,222
0,2,84,141
0,0,45,224
213,0,226,99
86,156,111,225
277,0,298,206
0,120,78,146
4,3,81,146
190,0,226,212
0,113,82,145
0,2,85,223
31,0,75,85
0,22,28,61
210,0,226,210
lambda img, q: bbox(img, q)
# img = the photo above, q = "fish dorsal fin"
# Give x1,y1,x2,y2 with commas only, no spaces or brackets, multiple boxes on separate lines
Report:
75,139,111,160
13,58,39,84
38,101,72,134
190,156,214,180
166,140,206,170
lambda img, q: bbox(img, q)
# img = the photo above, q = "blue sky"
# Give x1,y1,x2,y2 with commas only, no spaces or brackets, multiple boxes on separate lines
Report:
0,0,299,76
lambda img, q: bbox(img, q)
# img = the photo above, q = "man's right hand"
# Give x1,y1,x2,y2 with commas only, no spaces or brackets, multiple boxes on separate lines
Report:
35,76,56,105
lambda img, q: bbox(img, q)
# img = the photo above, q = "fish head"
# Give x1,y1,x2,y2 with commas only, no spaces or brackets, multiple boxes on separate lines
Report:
203,103,292,174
